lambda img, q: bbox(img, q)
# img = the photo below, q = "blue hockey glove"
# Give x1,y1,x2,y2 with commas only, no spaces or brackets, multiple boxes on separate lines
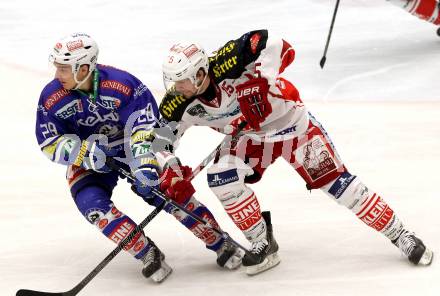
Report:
129,153,160,199
70,138,118,173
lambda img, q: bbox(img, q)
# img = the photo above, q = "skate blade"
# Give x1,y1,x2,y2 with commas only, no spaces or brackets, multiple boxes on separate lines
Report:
246,252,281,276
418,248,434,266
151,261,173,283
224,248,246,270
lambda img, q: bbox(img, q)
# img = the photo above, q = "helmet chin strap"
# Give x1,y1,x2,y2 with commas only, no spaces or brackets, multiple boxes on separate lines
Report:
194,73,208,96
73,70,93,90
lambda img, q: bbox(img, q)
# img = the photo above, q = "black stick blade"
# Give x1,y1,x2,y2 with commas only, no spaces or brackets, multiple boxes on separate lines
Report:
320,56,327,69
16,289,66,296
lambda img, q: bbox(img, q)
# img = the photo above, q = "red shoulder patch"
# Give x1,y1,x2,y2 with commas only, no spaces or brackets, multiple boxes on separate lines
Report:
44,88,71,110
100,80,132,97
249,33,262,54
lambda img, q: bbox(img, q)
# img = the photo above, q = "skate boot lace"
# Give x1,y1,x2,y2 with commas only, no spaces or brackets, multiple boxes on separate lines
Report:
142,246,156,266
398,232,416,257
251,238,268,254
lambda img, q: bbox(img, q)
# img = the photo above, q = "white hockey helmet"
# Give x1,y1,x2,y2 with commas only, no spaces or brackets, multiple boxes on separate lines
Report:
49,33,99,86
162,42,209,94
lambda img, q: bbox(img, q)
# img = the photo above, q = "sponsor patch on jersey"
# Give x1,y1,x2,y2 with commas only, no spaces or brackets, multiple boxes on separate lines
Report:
100,80,132,96
134,83,149,99
97,95,121,110
187,104,209,118
44,88,71,110
209,41,240,79
55,99,83,119
160,94,187,120
273,125,297,136
328,172,356,199
208,169,239,187
109,218,135,244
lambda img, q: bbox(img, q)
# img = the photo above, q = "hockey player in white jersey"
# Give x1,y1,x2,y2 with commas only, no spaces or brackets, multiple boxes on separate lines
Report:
157,30,434,275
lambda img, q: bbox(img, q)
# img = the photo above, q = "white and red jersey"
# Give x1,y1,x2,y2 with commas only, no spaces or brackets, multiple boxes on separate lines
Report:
159,30,309,146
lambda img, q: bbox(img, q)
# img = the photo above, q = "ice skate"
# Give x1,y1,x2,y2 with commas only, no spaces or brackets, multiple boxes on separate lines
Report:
393,230,434,265
216,239,245,269
242,211,281,275
141,240,173,283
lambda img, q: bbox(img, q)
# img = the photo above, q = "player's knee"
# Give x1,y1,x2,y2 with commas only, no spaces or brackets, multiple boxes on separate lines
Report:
207,157,252,202
321,172,369,211
75,186,113,224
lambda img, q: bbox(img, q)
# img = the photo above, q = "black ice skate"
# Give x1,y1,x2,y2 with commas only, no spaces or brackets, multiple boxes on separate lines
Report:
242,211,281,275
216,239,245,270
392,230,434,265
141,239,172,283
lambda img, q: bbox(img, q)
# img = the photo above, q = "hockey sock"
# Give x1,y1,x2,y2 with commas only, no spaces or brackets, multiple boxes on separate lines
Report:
355,192,404,241
75,186,152,260
166,195,225,251
222,188,267,243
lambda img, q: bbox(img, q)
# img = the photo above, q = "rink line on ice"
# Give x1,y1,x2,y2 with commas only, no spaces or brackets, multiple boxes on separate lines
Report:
322,61,411,102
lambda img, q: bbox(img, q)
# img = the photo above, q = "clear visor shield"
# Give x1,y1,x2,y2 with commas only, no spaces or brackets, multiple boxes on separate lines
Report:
163,75,197,96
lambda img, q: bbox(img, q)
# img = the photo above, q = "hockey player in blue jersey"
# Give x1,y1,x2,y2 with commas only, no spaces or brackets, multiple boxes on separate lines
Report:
35,33,243,283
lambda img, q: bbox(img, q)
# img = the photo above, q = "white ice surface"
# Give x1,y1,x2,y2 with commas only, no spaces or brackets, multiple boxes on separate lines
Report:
0,0,439,295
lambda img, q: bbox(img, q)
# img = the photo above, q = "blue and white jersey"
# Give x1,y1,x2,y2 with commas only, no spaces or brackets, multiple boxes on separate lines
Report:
35,64,159,165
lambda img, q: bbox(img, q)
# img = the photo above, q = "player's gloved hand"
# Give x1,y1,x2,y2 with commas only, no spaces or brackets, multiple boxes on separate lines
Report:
129,153,160,199
236,77,272,131
70,138,118,173
160,165,195,205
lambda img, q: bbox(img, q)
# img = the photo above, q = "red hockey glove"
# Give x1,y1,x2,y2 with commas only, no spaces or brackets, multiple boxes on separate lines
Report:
236,77,272,131
159,165,195,204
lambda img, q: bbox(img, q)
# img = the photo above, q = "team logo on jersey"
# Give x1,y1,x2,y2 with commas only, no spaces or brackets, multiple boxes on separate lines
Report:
55,99,83,119
77,111,119,127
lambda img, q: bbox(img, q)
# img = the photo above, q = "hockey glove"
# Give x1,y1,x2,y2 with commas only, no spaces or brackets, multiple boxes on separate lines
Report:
70,138,118,173
236,77,272,131
129,153,160,199
160,165,195,205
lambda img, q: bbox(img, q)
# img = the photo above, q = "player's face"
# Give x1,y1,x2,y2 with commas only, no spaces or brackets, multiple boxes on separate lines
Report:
174,78,198,98
53,63,76,90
